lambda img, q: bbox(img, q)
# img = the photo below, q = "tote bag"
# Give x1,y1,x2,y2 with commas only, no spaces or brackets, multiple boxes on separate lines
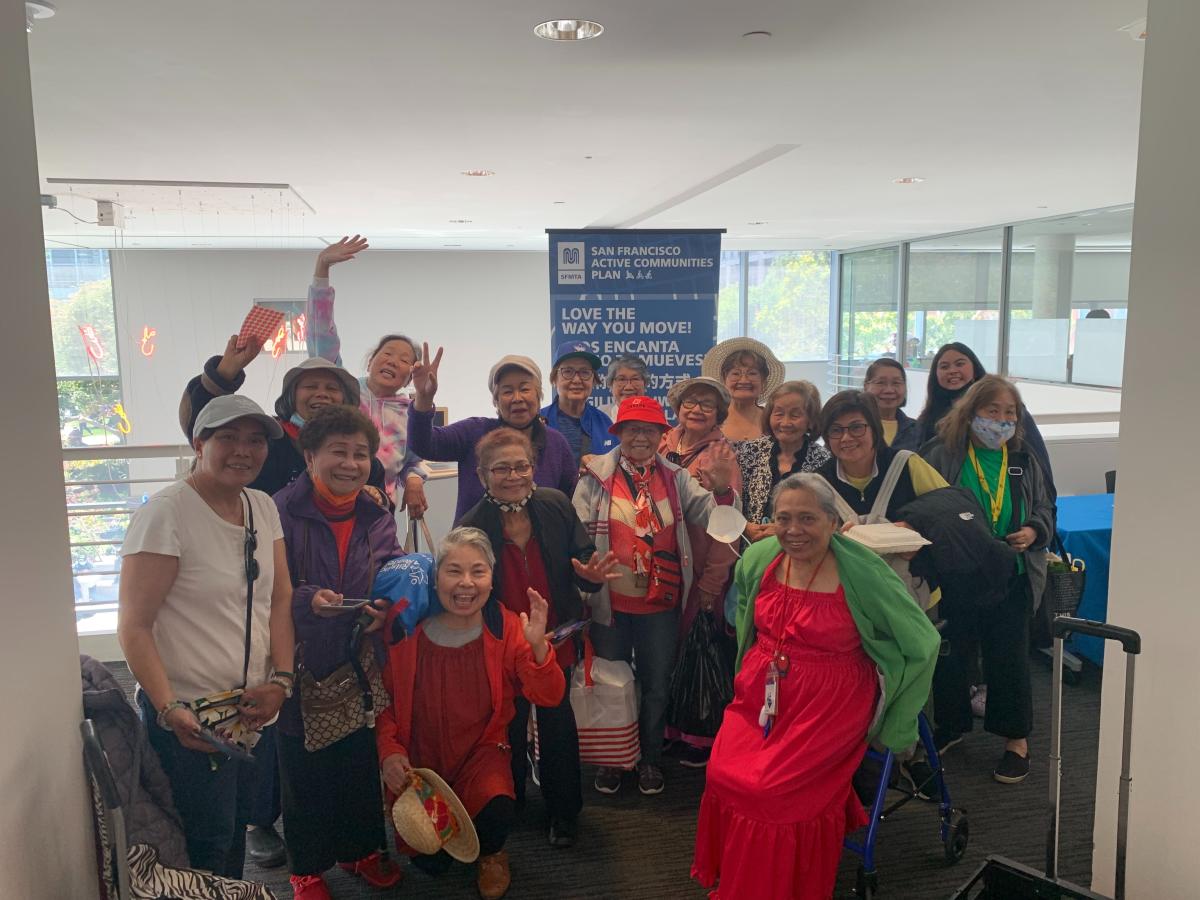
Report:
570,639,640,770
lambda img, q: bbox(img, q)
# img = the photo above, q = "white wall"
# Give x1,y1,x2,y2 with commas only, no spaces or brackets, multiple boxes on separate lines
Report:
1092,0,1200,895
110,248,551,446
2,1,97,894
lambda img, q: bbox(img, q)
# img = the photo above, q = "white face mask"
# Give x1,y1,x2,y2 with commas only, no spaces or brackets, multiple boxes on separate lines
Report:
971,415,1016,450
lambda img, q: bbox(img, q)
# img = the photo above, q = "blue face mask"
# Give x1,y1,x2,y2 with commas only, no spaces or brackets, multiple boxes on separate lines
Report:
970,415,1016,450
289,412,306,427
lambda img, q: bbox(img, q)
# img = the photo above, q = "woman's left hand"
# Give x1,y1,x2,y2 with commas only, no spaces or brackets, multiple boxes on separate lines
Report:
696,457,734,496
520,588,551,663
361,599,391,634
1006,526,1038,553
402,476,428,520
698,591,720,613
237,682,285,730
572,551,621,584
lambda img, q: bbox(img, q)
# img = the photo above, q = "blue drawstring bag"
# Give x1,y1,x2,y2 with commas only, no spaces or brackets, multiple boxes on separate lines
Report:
373,553,436,642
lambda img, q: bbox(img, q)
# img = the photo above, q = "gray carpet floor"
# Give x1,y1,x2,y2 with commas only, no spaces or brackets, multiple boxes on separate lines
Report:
109,655,1102,899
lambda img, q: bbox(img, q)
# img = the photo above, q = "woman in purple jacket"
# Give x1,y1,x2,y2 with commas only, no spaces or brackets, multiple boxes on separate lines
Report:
407,345,578,523
273,405,404,900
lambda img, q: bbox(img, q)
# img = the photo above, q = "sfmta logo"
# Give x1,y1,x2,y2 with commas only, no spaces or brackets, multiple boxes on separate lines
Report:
562,246,580,265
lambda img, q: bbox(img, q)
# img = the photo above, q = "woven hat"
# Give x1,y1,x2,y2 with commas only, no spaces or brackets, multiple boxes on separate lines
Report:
275,357,361,419
701,337,785,402
666,376,731,416
390,768,479,863
608,395,670,435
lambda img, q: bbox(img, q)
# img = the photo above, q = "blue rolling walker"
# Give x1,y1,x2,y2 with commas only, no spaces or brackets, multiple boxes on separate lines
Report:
843,711,970,898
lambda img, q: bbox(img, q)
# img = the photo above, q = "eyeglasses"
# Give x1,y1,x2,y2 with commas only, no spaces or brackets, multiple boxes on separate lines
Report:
828,422,869,440
244,525,260,583
487,461,533,478
726,368,763,380
611,374,645,386
557,367,595,382
680,398,718,412
867,379,905,390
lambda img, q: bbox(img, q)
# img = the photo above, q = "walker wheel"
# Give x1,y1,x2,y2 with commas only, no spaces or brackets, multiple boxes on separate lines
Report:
855,865,878,898
944,810,969,864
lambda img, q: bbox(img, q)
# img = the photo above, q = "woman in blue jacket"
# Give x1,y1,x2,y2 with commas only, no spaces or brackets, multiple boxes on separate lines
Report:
540,341,617,467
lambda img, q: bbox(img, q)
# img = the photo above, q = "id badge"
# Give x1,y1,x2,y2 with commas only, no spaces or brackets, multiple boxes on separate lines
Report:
763,671,779,717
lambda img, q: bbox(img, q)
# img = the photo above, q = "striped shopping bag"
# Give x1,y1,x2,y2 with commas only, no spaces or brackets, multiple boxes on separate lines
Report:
570,638,640,770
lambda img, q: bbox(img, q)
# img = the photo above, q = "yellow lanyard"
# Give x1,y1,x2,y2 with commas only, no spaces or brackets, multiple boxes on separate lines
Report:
967,443,1007,526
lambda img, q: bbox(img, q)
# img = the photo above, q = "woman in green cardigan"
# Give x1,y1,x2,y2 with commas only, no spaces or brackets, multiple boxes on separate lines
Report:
692,473,939,900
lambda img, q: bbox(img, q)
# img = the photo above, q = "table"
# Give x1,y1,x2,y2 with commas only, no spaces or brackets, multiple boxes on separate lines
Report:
1055,493,1115,666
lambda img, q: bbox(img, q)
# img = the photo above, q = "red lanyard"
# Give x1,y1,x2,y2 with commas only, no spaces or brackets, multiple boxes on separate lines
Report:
769,550,830,673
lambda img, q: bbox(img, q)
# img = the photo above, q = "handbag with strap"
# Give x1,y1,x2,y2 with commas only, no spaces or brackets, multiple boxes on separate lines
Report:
403,517,437,555
570,637,640,770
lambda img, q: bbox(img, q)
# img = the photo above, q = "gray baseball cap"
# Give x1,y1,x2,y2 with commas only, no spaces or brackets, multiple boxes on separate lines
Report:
275,357,361,419
193,394,283,440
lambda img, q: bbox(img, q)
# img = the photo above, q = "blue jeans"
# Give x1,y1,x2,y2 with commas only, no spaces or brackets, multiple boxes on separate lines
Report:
589,608,679,765
138,692,254,877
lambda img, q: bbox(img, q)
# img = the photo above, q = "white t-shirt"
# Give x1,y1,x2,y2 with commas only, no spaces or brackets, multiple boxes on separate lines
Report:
121,479,284,703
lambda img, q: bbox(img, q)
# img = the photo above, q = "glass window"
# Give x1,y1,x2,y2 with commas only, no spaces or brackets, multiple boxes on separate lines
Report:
746,250,832,361
905,228,1004,372
839,247,899,381
716,251,742,342
1007,208,1131,386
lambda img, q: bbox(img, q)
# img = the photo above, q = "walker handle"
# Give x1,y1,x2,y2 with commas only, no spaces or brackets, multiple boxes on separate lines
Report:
1052,615,1140,654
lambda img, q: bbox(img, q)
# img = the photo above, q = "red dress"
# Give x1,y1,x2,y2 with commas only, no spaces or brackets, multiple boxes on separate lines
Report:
692,555,879,900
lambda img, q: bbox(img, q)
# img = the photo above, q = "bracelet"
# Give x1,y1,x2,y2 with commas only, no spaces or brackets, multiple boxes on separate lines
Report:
268,675,294,698
270,670,294,681
156,700,190,730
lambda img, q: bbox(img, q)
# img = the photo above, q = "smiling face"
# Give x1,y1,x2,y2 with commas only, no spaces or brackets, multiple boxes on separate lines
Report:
618,422,666,464
554,356,597,405
678,386,720,437
827,410,876,470
610,366,646,401
773,487,837,565
305,431,372,496
436,544,494,621
865,369,906,414
722,352,766,402
293,371,346,420
478,445,535,504
494,370,540,428
366,339,417,394
768,392,810,445
936,349,975,391
194,418,270,488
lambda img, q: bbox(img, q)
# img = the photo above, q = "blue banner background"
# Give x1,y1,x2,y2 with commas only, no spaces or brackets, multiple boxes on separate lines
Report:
548,229,722,413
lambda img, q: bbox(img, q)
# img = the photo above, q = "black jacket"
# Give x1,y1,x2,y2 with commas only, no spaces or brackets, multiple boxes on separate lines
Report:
180,355,387,498
817,444,919,521
458,487,602,625
889,409,922,451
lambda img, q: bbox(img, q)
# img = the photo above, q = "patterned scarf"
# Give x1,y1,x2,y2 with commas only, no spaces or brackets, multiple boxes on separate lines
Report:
484,489,533,514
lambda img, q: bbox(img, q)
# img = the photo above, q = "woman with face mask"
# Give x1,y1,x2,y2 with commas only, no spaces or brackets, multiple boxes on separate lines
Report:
921,376,1056,785
305,236,429,518
915,343,1056,498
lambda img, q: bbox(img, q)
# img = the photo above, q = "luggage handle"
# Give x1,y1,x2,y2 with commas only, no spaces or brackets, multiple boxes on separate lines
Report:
1047,616,1140,900
80,719,121,811
1052,616,1140,655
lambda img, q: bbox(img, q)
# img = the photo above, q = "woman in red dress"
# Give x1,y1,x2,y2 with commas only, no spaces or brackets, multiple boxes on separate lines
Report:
376,527,565,900
693,473,939,899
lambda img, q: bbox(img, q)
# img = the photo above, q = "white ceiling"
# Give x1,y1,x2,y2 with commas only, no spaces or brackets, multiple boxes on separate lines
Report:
28,0,1147,252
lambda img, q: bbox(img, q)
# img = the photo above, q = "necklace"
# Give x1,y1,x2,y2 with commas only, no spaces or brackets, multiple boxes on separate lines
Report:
769,550,830,674
967,443,1008,526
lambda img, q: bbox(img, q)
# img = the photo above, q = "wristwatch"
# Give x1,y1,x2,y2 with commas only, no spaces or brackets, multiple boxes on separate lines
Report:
269,671,295,699
156,699,190,730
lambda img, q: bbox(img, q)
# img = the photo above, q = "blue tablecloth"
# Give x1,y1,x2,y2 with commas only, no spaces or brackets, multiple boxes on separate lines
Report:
1055,493,1115,666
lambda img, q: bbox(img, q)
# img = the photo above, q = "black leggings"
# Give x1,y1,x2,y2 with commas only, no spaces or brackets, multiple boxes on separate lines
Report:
509,685,583,822
933,575,1033,739
410,796,515,874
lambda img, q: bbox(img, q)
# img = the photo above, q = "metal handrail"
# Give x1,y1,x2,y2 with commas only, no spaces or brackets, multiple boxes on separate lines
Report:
62,444,192,462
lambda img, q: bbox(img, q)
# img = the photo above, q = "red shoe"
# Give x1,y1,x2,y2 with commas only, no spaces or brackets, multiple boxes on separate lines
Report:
339,851,403,889
289,874,333,900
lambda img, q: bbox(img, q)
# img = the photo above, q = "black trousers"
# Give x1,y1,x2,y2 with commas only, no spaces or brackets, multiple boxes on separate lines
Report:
277,727,387,876
412,796,516,875
933,575,1034,740
138,693,254,878
248,724,281,828
508,675,583,823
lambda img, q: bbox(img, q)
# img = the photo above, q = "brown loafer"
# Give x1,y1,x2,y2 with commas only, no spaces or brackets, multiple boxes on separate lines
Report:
476,850,511,899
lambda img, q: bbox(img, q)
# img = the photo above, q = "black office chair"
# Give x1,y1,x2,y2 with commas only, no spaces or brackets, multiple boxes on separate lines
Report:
1105,470,1116,494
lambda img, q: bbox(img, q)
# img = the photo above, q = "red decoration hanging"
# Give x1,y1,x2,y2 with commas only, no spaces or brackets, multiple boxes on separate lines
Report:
138,325,157,358
78,324,105,362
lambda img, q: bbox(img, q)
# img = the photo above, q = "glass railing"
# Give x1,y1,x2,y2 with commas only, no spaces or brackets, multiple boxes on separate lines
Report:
63,444,192,636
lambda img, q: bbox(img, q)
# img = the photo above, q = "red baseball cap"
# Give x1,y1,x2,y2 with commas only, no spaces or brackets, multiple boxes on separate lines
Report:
609,395,670,435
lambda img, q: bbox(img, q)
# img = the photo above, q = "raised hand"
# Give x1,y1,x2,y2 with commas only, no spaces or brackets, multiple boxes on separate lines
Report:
696,455,734,496
571,550,621,585
315,235,370,277
410,343,444,410
216,333,266,381
520,588,551,663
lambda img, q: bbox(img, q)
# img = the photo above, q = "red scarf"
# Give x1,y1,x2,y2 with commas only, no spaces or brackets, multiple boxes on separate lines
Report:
609,456,680,613
311,473,358,576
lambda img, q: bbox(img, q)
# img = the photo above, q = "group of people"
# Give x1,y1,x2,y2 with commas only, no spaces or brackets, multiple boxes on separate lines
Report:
116,237,1059,900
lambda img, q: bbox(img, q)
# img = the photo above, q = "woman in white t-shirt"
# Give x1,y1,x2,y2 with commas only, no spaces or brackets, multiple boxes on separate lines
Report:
118,394,296,878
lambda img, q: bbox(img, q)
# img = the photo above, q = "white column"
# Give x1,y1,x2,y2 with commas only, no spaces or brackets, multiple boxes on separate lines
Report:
0,1,98,896
1092,1,1200,897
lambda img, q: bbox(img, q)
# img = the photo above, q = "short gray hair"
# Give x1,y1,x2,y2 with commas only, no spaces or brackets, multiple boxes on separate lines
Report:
770,473,842,525
435,526,496,573
606,353,649,387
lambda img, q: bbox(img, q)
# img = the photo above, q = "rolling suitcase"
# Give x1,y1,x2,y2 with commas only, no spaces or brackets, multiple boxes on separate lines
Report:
950,616,1141,900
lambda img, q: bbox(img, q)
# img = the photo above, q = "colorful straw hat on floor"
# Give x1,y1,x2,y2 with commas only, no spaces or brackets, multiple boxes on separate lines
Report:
391,768,479,863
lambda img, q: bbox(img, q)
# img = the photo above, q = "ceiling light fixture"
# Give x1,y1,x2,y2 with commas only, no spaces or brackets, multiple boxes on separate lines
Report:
742,30,772,38
535,19,604,41
746,221,768,225
448,218,472,223
461,169,495,177
26,1,55,33
443,243,463,248
553,201,567,205
892,176,926,185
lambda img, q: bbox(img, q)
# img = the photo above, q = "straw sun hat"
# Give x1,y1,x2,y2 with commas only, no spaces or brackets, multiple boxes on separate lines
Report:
390,768,480,863
700,337,786,402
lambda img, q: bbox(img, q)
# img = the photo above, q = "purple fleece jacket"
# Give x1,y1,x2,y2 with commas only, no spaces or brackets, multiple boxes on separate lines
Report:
406,406,578,524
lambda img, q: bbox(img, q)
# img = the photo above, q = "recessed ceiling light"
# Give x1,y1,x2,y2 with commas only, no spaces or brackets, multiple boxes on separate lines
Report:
535,19,604,41
746,221,768,225
443,243,463,248
26,1,55,33
584,155,593,160
1036,205,1049,209
461,169,495,177
892,176,926,185
742,30,772,38
553,201,567,205
448,218,472,224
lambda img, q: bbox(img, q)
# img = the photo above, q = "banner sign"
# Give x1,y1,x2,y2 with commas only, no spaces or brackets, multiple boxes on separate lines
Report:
547,229,723,414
